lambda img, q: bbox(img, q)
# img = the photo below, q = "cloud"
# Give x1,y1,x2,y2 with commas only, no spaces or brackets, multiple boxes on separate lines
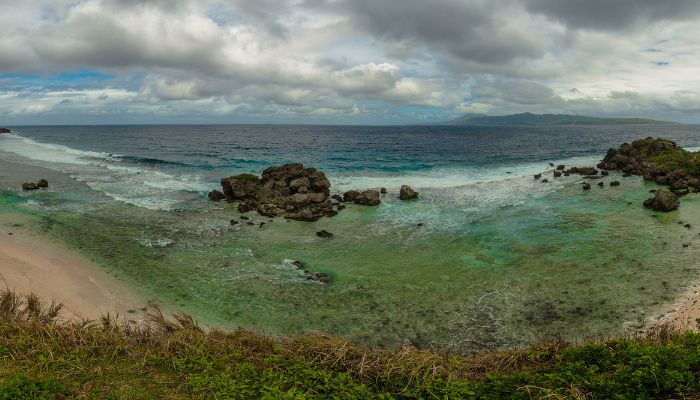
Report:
525,0,700,30
1,0,700,123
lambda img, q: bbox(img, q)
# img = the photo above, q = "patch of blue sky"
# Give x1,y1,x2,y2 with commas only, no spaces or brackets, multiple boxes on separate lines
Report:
0,70,116,91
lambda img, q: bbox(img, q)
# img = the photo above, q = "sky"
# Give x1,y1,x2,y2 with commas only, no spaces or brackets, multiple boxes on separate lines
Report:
1,0,700,125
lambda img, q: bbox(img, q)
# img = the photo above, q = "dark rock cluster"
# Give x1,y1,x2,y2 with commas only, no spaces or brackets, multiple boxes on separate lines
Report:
597,137,697,211
0,128,11,134
212,163,337,222
22,179,48,191
209,163,421,222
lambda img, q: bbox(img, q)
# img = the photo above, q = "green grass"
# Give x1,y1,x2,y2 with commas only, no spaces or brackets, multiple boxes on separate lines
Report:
2,290,700,399
629,137,700,176
229,173,260,181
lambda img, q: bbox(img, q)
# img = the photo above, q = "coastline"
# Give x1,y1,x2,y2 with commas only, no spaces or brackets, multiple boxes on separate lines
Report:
0,213,150,322
649,283,700,332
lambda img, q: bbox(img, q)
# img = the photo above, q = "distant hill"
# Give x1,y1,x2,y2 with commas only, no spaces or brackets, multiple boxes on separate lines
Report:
447,112,675,126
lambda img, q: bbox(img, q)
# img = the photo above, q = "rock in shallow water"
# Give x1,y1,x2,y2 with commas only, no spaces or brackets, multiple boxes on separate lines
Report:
643,190,679,212
399,185,419,200
217,163,335,221
316,230,334,238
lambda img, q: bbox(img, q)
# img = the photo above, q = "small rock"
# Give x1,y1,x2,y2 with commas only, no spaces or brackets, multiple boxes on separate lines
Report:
534,173,542,180
246,222,255,226
208,190,225,201
316,230,334,238
356,190,381,206
36,179,49,188
556,165,565,170
343,190,361,203
240,216,250,220
549,162,554,167
230,219,239,226
610,181,620,187
21,183,38,191
399,185,419,200
597,182,604,187
601,171,609,176
685,224,692,229
259,222,265,228
553,170,562,178
582,182,591,190
380,187,387,194
643,190,679,212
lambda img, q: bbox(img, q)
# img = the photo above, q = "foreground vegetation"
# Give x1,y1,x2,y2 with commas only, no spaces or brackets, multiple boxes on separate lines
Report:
1,291,699,399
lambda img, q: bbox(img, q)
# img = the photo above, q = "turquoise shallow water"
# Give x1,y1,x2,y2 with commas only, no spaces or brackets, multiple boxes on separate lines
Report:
2,125,700,351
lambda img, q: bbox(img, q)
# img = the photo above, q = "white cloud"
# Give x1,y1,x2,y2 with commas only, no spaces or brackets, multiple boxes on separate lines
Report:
1,0,700,123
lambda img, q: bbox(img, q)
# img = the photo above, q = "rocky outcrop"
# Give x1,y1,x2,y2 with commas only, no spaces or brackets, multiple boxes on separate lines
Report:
217,163,336,222
643,190,679,212
0,128,11,134
399,185,419,200
598,138,700,208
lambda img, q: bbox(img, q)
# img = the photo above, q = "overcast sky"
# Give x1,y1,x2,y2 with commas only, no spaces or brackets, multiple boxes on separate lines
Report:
2,0,700,124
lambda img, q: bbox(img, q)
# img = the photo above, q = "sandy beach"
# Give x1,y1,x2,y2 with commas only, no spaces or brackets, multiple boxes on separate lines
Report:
0,215,149,322
650,283,700,332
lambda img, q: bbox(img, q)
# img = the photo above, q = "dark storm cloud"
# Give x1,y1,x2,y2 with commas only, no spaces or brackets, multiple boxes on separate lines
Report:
339,0,544,65
525,0,700,30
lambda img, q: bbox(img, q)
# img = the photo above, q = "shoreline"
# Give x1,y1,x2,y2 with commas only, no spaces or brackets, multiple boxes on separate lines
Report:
648,282,700,332
0,214,150,323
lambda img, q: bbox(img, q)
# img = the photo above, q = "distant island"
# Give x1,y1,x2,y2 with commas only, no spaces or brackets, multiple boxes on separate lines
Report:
446,112,676,126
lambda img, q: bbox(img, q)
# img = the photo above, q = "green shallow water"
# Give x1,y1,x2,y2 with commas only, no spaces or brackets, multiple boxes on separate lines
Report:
2,165,700,352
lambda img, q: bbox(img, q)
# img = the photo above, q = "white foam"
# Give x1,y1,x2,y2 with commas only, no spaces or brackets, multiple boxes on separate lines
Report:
0,132,208,211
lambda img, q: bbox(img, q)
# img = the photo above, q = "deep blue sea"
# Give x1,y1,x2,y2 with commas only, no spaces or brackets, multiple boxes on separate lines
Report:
2,124,700,351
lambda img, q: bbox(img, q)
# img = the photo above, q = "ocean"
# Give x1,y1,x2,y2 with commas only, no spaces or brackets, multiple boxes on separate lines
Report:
2,124,700,351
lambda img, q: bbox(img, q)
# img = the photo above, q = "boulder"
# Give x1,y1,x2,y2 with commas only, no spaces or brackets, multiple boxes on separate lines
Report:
556,165,565,170
380,187,387,194
355,190,381,206
399,185,419,200
553,170,562,178
208,190,225,201
343,190,361,203
36,179,49,188
21,183,38,191
643,190,679,212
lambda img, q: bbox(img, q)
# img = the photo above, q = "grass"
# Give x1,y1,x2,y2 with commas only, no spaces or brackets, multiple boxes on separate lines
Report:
1,290,700,399
632,137,700,176
228,173,260,181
